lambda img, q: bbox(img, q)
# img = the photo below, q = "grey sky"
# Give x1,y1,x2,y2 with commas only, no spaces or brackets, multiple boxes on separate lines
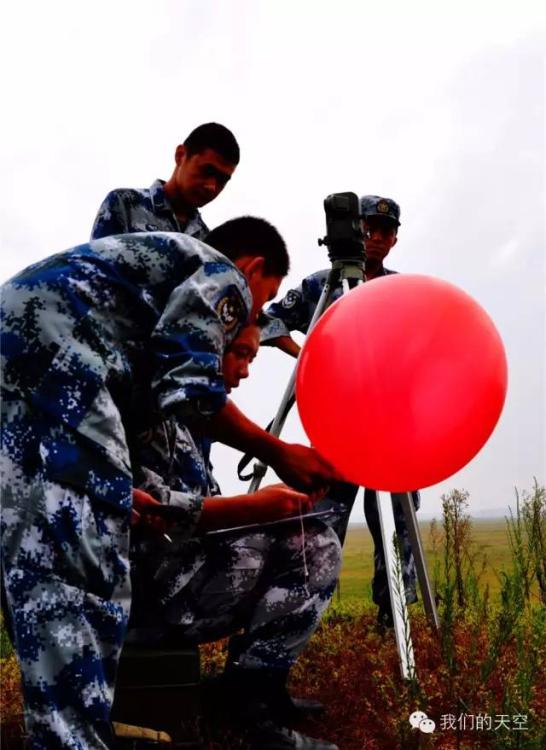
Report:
1,0,544,520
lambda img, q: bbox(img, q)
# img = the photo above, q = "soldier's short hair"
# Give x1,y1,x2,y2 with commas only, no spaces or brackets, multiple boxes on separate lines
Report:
184,123,240,165
205,217,289,277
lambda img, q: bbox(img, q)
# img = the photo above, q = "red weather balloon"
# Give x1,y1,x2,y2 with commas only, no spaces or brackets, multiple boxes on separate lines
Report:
296,274,508,491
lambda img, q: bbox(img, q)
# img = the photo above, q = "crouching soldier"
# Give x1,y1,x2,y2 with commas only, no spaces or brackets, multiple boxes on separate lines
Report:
129,322,341,749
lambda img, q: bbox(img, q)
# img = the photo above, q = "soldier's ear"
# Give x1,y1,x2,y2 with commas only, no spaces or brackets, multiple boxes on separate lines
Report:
175,144,187,165
237,256,265,280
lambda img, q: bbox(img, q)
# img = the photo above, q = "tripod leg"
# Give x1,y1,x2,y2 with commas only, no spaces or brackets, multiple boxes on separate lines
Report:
392,493,440,632
248,270,341,493
247,368,297,492
376,491,416,680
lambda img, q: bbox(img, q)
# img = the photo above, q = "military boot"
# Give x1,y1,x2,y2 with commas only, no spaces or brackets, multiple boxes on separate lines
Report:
202,665,337,750
226,635,325,722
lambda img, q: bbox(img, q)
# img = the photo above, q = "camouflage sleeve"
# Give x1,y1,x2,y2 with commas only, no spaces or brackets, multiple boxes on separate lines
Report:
202,438,221,496
206,468,221,496
132,418,209,538
260,281,313,343
151,261,251,421
91,190,130,240
137,466,203,538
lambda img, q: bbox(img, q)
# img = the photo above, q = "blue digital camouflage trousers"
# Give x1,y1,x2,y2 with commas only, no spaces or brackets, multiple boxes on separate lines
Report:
130,413,342,671
129,520,342,671
1,398,131,750
364,489,420,607
315,482,419,607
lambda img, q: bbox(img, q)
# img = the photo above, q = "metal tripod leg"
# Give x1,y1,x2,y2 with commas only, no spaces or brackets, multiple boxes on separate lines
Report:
376,492,416,679
248,266,344,493
392,493,440,630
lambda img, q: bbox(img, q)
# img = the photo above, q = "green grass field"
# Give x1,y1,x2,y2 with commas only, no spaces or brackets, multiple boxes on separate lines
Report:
338,518,513,603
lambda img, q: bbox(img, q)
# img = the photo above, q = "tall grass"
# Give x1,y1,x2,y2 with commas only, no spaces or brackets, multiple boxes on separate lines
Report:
409,483,545,749
290,483,546,749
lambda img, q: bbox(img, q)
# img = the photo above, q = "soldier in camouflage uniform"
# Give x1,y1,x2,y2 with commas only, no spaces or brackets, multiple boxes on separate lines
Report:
130,323,341,750
91,122,239,242
1,220,335,749
260,196,420,626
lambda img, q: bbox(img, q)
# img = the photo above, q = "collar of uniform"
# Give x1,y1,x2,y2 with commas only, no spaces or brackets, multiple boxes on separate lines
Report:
150,179,170,212
150,179,199,222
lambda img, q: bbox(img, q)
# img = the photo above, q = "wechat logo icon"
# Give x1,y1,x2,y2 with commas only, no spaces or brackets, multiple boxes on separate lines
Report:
409,710,436,734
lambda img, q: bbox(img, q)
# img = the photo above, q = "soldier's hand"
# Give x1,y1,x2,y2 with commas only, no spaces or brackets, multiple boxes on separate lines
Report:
132,488,169,533
269,444,341,493
254,483,316,519
198,484,327,531
261,482,327,506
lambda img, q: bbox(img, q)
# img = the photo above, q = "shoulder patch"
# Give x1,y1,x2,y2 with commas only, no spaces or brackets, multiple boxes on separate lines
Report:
281,290,301,309
215,284,248,332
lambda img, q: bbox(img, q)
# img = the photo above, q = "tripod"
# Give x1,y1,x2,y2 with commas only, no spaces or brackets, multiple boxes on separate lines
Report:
247,256,440,680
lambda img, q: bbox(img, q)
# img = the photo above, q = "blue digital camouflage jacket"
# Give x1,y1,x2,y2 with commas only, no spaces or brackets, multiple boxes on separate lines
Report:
261,266,396,342
91,180,208,241
1,232,251,531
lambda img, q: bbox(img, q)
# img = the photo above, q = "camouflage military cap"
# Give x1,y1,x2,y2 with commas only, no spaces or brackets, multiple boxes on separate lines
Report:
360,195,401,226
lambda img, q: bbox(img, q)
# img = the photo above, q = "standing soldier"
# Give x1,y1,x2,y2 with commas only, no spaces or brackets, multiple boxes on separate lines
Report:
130,323,340,749
91,122,239,241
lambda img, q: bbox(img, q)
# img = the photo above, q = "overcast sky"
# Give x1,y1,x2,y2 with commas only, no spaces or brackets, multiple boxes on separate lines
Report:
1,0,544,520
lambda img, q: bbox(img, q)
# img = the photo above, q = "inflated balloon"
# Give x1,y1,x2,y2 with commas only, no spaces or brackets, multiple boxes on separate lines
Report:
296,274,508,491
